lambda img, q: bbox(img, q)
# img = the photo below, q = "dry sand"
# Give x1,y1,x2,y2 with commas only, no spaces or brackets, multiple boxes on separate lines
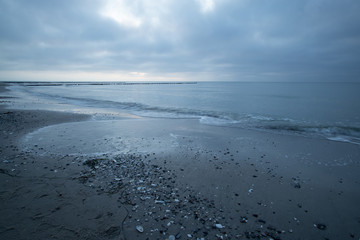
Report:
1,84,360,240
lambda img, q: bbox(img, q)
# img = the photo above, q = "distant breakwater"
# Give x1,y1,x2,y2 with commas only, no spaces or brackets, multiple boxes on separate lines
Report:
5,81,198,87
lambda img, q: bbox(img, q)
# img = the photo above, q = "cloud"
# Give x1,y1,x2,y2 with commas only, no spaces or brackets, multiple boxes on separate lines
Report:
0,0,360,82
197,0,215,13
101,0,142,28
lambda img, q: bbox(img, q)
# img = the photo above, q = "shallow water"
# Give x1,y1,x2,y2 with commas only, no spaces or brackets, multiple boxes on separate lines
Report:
21,119,184,156
20,117,360,169
7,82,360,144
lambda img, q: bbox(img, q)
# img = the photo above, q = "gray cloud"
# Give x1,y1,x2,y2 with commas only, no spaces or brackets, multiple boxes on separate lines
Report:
1,0,360,81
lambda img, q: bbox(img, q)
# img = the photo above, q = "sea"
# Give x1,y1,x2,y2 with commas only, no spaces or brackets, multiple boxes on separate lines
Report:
5,81,360,145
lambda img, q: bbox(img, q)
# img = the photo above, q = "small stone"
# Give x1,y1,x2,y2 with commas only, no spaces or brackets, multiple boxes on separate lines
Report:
215,223,224,229
216,234,224,239
240,217,248,223
136,225,144,233
314,223,327,230
257,219,266,224
155,200,165,204
168,235,175,240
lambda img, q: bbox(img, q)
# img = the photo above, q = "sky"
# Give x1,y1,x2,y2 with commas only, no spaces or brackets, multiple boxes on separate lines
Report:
0,0,360,82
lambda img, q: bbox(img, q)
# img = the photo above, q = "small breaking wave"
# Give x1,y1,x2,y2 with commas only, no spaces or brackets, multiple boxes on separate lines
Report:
199,116,240,126
261,124,360,145
10,84,360,145
327,136,360,145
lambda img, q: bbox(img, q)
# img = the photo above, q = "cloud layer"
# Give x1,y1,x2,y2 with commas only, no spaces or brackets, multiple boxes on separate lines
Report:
1,0,360,81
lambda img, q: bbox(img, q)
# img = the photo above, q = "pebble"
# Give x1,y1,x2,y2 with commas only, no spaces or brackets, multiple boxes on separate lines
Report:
240,217,248,223
136,225,144,233
314,223,327,230
215,223,224,229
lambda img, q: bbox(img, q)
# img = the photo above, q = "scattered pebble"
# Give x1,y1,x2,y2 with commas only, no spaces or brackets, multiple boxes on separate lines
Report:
314,223,327,230
215,223,224,229
136,225,144,233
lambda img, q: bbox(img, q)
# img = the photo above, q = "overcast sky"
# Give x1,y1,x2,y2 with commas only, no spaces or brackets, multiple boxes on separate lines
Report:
1,0,360,82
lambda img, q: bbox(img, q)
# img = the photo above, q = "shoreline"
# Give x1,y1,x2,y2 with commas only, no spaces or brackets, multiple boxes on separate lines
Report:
1,84,360,239
4,81,360,147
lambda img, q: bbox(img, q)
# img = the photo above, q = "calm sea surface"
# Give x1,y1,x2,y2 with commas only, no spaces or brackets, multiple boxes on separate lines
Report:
7,82,360,144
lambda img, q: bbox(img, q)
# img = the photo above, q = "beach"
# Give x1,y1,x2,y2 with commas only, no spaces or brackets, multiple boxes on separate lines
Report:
1,83,360,240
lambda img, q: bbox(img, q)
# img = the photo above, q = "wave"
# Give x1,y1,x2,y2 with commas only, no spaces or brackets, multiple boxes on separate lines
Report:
12,84,241,121
11,85,360,145
261,124,360,145
200,114,360,145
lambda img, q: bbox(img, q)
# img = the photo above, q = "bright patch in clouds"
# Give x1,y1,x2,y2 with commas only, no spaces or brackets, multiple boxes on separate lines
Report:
1,71,162,82
130,72,147,77
197,0,215,13
101,0,142,28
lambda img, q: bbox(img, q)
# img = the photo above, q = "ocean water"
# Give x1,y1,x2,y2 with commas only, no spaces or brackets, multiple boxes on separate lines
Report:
6,82,360,145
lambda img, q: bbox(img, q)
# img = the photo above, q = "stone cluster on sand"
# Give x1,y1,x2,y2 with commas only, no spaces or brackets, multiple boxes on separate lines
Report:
76,151,287,240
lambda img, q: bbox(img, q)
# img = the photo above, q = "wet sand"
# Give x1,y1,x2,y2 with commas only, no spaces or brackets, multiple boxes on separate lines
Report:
1,84,360,240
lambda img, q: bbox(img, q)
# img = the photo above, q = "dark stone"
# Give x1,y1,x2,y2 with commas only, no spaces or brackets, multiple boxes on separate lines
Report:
83,159,100,169
258,219,266,224
315,223,327,230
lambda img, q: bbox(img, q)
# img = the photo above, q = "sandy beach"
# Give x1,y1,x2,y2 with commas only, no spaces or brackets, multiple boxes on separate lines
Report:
1,84,360,240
